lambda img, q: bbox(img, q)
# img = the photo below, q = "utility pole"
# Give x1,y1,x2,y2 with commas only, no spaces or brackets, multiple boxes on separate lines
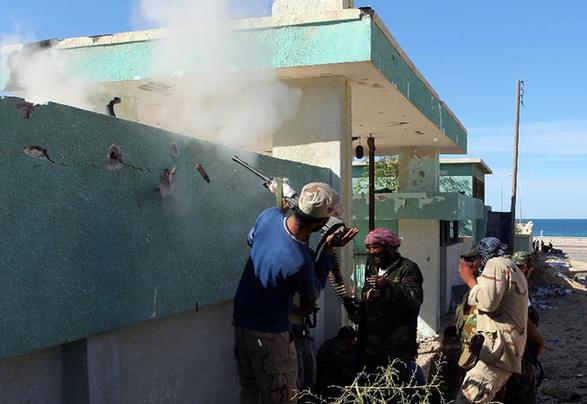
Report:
500,180,503,211
510,80,523,252
367,135,376,231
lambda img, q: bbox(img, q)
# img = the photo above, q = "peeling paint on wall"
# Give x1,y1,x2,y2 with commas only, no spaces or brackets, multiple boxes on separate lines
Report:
400,147,438,192
393,197,406,212
417,195,446,210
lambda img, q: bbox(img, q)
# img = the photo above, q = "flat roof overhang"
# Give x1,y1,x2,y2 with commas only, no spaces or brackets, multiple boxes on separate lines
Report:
440,158,493,175
0,8,467,155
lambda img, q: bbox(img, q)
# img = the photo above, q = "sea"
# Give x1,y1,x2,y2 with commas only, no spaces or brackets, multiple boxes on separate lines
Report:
529,219,587,237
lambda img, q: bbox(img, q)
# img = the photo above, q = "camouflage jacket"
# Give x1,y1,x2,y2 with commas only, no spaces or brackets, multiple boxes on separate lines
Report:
356,255,424,366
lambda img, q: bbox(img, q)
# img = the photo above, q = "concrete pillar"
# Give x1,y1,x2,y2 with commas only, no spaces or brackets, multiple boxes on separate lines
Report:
273,76,353,342
272,0,354,16
398,147,440,336
399,220,440,337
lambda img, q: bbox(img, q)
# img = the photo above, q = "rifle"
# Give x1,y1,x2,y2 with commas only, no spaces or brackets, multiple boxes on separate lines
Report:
232,155,358,307
232,155,299,209
233,155,364,384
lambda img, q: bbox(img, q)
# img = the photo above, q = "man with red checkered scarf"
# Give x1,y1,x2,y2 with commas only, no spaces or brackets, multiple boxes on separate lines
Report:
351,228,424,375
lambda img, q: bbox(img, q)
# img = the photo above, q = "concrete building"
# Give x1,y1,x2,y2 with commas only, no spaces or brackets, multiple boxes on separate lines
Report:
0,1,470,402
352,158,491,332
440,157,493,239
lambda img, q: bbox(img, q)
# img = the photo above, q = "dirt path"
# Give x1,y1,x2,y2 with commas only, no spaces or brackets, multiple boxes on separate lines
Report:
533,251,587,403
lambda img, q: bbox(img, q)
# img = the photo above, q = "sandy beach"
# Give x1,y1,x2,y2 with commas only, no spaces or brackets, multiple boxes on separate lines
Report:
535,236,587,272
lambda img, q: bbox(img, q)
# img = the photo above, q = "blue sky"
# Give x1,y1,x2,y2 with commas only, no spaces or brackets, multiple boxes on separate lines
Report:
1,0,586,218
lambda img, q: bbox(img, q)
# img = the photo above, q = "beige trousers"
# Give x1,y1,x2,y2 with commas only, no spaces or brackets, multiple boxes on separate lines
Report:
456,360,512,404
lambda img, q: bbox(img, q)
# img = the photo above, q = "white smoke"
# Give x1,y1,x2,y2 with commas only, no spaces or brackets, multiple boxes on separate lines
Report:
1,0,302,151
132,0,302,150
0,16,95,108
2,45,94,109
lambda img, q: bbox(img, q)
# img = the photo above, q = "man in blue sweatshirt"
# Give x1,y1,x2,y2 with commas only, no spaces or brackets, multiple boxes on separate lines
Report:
233,182,357,404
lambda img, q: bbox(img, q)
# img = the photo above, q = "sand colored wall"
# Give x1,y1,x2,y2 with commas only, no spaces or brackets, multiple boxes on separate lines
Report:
273,76,353,342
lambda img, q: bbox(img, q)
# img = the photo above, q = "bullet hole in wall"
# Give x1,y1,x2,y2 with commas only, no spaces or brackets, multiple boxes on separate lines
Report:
160,166,177,200
24,146,54,163
6,97,36,119
107,144,124,169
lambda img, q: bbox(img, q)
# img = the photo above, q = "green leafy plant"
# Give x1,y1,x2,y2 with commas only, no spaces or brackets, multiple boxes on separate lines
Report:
353,156,399,194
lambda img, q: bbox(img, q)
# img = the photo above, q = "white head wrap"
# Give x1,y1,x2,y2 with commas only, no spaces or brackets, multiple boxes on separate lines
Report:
298,182,341,218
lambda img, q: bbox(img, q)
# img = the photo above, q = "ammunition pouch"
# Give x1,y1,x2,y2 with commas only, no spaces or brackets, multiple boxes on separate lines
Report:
458,333,484,370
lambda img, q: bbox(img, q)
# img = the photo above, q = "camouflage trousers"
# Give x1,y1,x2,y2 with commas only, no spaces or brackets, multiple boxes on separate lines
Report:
456,360,512,404
234,326,299,404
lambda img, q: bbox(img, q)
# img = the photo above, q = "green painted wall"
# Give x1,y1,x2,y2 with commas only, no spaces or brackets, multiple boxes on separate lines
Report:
472,165,488,182
351,191,484,253
234,20,372,70
353,192,484,222
1,20,372,88
440,163,488,183
1,16,465,149
439,163,473,177
0,99,332,360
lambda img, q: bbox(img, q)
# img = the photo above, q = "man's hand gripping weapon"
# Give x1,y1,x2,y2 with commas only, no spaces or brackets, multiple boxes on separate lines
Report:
232,155,360,315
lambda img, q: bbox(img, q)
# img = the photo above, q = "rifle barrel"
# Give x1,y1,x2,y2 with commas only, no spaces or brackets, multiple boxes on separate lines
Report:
232,155,272,183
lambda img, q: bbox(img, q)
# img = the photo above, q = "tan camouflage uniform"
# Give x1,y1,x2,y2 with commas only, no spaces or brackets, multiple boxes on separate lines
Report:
456,256,529,404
